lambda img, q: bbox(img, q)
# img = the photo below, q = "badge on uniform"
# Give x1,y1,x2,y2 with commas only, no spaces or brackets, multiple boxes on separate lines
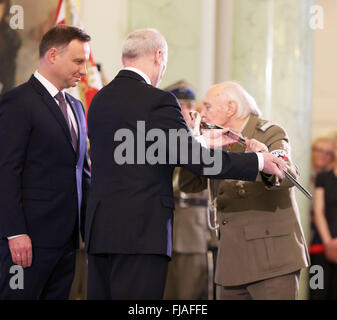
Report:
271,149,288,160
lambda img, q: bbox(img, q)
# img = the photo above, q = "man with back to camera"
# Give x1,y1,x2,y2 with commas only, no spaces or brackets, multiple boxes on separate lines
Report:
0,25,91,300
85,28,286,300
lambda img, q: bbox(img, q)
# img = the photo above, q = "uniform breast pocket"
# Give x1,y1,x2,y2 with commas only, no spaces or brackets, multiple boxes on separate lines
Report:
244,221,294,274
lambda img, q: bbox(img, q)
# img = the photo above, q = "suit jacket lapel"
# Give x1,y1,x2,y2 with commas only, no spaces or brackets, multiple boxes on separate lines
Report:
29,75,76,154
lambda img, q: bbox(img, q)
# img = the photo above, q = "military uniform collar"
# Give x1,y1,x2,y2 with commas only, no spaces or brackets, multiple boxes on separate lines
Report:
229,115,259,153
241,114,260,139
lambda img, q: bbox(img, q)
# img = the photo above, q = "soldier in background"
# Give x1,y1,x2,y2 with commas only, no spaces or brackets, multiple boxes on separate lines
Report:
163,81,209,300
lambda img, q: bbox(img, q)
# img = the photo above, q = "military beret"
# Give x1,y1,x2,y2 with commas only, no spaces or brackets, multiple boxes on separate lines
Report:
165,80,196,101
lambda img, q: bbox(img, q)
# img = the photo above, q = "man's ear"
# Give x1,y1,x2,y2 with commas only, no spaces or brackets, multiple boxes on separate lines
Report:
46,47,58,65
154,49,162,65
227,100,238,117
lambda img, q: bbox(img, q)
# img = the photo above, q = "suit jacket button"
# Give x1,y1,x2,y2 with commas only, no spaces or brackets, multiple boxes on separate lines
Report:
222,220,227,225
265,229,270,235
238,189,246,196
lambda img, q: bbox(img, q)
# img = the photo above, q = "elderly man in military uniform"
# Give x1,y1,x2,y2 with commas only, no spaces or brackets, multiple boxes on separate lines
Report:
163,81,209,300
179,81,310,300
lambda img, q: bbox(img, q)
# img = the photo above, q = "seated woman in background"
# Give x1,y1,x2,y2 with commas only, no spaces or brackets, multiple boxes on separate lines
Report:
311,133,337,300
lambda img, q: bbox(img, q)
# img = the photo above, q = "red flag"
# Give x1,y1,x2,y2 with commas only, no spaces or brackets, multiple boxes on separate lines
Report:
55,0,103,112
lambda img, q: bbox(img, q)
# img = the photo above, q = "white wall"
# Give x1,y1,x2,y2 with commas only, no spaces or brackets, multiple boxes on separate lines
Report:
80,0,128,83
312,0,337,138
80,0,336,139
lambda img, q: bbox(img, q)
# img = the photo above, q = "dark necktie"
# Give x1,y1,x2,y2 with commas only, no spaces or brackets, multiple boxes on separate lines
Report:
54,91,78,151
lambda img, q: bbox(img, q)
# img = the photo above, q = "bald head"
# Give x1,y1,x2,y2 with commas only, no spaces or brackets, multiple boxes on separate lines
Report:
122,28,168,64
207,81,261,119
201,81,262,128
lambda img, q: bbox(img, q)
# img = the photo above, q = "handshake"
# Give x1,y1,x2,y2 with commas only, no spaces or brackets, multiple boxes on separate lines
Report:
201,127,286,180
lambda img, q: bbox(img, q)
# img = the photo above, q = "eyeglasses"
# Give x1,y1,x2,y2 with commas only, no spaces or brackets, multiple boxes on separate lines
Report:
313,148,334,157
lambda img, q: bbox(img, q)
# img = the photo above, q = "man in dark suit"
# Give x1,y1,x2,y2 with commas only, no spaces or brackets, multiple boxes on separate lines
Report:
85,28,285,300
0,25,91,300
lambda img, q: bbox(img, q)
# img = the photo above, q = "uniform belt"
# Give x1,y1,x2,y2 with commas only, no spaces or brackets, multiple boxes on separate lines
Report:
174,197,208,207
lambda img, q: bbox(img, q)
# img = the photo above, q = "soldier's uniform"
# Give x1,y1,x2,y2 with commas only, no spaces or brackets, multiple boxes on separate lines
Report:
163,81,209,300
163,168,209,300
179,114,310,300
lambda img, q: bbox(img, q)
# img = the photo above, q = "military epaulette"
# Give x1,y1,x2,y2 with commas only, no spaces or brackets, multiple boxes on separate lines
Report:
258,121,275,132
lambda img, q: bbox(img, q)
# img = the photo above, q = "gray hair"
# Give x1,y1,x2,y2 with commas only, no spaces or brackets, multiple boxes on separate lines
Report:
122,28,168,63
221,81,262,119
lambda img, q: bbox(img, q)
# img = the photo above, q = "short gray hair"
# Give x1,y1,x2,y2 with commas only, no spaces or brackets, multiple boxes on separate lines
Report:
221,82,262,118
122,28,168,63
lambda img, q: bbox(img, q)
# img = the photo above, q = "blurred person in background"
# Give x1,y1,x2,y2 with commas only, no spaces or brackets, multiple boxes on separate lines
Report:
0,0,21,96
309,136,334,245
163,81,209,300
311,134,337,299
311,136,335,183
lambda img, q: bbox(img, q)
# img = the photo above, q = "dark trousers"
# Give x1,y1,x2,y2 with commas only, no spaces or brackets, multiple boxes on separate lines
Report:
87,253,169,300
310,253,337,300
0,240,75,300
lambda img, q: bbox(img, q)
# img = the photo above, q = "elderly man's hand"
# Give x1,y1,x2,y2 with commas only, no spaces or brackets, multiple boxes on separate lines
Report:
246,139,268,153
202,128,238,149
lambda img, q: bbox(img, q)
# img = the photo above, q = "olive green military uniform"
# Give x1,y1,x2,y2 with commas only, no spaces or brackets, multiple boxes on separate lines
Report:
179,115,310,300
69,240,88,300
164,168,209,300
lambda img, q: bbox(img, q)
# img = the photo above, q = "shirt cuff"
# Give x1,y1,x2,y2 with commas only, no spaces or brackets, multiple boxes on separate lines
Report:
8,234,25,240
256,152,264,171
